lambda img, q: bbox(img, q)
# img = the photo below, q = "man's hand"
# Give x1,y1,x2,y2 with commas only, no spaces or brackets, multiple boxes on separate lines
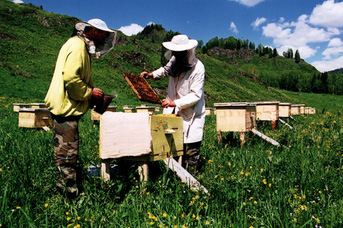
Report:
162,98,176,108
140,72,153,79
91,87,103,99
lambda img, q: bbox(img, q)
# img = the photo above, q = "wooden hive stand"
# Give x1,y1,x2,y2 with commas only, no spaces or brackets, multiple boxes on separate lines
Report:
214,102,256,147
18,108,52,131
255,101,280,130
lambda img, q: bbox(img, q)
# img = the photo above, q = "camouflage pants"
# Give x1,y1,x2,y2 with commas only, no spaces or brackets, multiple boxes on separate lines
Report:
182,141,202,175
52,115,80,198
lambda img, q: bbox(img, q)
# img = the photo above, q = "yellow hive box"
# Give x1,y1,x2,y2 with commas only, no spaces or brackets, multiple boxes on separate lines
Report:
214,102,256,132
18,108,52,128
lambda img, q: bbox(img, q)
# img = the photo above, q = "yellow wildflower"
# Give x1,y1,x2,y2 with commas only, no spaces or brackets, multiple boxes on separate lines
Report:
44,203,48,208
163,212,167,217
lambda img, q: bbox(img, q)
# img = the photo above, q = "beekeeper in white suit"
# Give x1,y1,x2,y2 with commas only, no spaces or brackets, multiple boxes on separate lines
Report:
140,34,205,175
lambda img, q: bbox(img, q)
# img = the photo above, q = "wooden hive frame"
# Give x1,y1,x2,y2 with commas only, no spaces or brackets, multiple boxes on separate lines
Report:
123,73,162,104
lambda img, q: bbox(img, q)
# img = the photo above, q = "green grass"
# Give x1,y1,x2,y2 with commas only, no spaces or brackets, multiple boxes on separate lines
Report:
1,108,343,227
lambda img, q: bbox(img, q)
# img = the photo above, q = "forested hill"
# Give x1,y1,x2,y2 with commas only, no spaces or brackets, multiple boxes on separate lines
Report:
1,0,340,112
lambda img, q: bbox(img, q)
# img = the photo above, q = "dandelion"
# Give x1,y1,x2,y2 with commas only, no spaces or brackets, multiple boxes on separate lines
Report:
228,162,231,166
67,217,71,221
77,216,81,221
44,203,48,208
245,172,250,176
206,221,210,225
240,170,244,175
66,212,69,215
263,179,267,185
254,201,257,204
250,165,252,169
269,183,272,187
243,202,246,206
260,168,264,172
0,168,2,172
150,221,154,225
16,206,21,209
249,226,254,228
163,212,167,217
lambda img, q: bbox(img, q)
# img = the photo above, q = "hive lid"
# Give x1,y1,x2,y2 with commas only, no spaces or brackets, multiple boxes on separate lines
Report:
214,102,256,107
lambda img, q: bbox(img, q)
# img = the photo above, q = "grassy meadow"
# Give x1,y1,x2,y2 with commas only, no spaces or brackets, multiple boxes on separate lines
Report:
2,1,343,227
1,95,343,227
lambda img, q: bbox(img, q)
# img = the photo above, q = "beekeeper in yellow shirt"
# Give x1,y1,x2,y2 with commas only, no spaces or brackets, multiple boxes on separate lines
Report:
45,18,116,199
140,34,206,175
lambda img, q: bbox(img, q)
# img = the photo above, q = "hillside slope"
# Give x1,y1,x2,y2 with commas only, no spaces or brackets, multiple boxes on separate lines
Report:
1,0,340,113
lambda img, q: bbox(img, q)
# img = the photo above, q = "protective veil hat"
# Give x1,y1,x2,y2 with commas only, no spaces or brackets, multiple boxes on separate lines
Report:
75,18,117,58
75,18,115,33
162,35,198,51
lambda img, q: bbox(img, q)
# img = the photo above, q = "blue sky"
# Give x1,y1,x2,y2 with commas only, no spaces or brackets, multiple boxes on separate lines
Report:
13,0,343,72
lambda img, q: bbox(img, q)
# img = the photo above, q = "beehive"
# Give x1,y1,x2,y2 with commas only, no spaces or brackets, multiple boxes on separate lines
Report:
255,101,279,121
214,102,256,132
279,103,292,118
205,107,213,116
18,108,52,128
123,105,135,113
291,104,300,115
100,113,183,161
31,103,46,109
299,104,306,115
91,106,117,121
13,103,30,112
136,105,155,116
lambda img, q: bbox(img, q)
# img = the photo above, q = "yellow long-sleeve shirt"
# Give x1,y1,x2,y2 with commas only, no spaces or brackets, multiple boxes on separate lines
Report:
45,36,93,117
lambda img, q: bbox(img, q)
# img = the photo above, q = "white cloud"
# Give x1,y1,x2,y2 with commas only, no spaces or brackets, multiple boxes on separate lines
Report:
328,38,343,47
230,22,239,34
118,23,144,36
230,0,265,7
251,17,267,30
262,14,340,60
12,0,24,3
311,56,343,72
309,0,343,27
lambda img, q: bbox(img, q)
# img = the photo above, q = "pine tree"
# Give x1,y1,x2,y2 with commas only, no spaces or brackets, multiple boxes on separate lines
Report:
295,50,301,63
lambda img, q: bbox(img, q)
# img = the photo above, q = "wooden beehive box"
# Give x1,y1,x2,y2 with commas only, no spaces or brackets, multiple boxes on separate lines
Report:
279,103,291,118
136,105,155,116
291,104,300,115
205,107,213,116
309,107,316,114
214,102,256,132
18,108,52,128
13,103,31,112
91,106,117,121
31,103,46,109
123,105,135,113
299,104,306,115
255,101,279,121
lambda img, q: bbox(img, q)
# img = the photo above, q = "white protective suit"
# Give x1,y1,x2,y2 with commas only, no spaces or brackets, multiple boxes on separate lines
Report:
152,48,206,144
